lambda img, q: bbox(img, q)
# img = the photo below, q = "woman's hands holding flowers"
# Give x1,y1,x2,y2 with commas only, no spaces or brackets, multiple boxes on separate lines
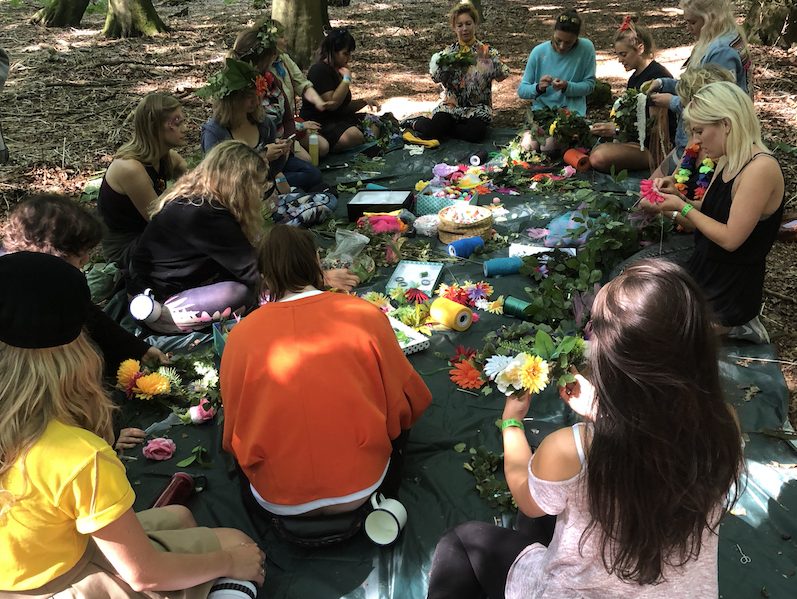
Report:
502,390,532,422
558,367,596,420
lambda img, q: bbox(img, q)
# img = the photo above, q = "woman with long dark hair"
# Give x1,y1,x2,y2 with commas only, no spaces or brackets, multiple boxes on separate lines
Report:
299,28,377,155
427,259,743,598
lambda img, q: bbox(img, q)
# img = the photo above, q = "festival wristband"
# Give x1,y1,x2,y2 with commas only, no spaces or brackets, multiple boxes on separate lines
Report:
680,203,694,218
342,75,352,83
501,418,525,431
276,176,287,184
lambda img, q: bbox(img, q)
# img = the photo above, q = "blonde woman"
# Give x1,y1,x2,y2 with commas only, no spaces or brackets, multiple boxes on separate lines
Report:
646,0,752,175
0,251,265,598
98,93,188,265
643,82,784,343
126,140,266,334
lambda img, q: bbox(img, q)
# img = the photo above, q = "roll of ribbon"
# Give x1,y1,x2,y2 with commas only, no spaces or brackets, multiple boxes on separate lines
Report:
503,295,532,319
448,236,484,258
430,297,473,331
469,150,489,166
483,257,523,277
563,148,590,173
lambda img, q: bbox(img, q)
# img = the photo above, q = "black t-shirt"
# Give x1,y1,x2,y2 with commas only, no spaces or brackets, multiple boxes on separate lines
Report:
299,62,351,124
627,60,672,91
627,60,677,145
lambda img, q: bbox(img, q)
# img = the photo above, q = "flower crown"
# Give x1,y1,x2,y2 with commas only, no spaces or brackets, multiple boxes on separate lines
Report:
253,19,283,56
196,58,272,100
618,15,634,32
557,14,580,25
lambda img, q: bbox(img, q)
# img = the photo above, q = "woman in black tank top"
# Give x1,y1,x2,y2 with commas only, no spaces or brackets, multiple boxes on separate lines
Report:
640,82,784,338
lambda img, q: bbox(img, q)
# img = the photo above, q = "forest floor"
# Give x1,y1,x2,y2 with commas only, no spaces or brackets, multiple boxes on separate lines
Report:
0,0,796,425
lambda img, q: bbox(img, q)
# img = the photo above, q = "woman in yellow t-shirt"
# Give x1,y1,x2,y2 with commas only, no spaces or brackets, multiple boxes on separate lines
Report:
0,252,266,598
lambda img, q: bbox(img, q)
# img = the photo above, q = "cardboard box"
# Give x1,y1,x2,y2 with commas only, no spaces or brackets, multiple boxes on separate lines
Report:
346,190,413,221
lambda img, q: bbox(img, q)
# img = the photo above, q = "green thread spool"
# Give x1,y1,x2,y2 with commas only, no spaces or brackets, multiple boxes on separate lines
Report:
504,295,531,320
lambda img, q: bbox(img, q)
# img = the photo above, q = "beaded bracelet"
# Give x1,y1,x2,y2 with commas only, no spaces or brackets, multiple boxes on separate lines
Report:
500,418,525,431
680,203,694,218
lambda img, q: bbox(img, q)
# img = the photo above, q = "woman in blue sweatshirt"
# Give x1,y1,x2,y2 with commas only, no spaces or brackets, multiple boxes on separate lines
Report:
517,10,596,117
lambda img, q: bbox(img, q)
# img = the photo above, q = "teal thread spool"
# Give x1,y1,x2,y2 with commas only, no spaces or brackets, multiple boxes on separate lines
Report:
504,295,532,320
483,257,523,277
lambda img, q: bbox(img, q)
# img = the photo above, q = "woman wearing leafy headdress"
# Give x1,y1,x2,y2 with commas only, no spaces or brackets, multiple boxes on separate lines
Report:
232,17,330,161
199,58,325,194
405,1,508,146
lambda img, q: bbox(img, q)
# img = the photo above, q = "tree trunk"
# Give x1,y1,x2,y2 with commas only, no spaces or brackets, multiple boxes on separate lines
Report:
31,0,90,28
273,0,325,69
745,0,797,47
102,0,169,38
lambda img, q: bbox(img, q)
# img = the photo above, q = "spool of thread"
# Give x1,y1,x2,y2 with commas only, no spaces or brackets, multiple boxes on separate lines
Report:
483,257,523,277
309,133,319,166
151,472,195,508
503,295,532,320
430,297,473,331
469,150,489,166
563,148,590,173
448,236,484,258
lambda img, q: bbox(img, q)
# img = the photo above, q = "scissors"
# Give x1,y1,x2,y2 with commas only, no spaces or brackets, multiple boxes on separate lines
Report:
735,544,751,564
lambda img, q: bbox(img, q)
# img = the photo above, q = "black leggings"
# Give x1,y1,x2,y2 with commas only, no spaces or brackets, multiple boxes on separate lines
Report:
426,515,556,599
414,112,489,143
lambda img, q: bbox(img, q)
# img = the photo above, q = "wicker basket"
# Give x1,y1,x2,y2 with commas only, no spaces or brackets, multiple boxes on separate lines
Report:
437,205,494,244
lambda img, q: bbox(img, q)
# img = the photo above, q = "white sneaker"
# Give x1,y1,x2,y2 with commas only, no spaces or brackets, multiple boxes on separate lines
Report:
727,316,770,344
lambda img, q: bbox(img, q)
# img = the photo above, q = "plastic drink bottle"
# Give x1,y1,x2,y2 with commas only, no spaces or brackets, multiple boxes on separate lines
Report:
309,133,319,166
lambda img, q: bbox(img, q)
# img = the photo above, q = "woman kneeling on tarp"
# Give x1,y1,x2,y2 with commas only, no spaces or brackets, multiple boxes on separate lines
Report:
220,225,431,518
0,252,265,599
427,259,742,598
642,82,784,344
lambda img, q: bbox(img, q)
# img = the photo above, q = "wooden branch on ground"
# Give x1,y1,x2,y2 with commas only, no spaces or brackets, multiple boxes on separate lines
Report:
765,287,797,303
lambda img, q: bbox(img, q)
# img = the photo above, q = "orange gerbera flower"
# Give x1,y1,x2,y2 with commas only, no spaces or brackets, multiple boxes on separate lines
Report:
449,360,485,390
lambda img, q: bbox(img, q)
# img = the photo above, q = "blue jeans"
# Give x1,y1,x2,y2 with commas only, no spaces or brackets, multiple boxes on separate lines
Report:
283,155,324,192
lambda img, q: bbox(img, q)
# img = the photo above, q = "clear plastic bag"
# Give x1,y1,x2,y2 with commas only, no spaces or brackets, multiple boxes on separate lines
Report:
322,229,376,283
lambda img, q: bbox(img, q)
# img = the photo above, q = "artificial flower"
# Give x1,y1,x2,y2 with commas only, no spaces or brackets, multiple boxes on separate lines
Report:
494,354,527,395
639,179,664,204
415,179,430,192
449,360,486,390
156,367,182,389
117,359,141,390
390,286,408,302
487,295,505,314
362,291,392,312
143,437,176,461
561,165,577,178
451,345,477,364
520,355,550,394
483,354,514,379
187,400,216,424
133,372,171,400
474,298,489,311
435,283,452,297
405,288,430,304
549,120,558,136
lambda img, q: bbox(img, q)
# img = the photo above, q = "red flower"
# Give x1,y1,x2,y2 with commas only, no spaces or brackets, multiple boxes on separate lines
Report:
450,345,477,364
405,288,430,304
449,360,485,390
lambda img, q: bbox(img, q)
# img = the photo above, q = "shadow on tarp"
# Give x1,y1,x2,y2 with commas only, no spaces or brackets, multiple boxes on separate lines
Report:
119,133,796,598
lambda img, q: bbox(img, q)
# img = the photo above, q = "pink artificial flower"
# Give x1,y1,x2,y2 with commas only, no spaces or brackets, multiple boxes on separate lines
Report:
143,437,177,461
640,179,664,204
561,165,577,178
188,400,216,424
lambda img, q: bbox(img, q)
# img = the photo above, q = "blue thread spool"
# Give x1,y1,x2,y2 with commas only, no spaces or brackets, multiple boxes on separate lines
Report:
448,236,484,258
483,257,523,277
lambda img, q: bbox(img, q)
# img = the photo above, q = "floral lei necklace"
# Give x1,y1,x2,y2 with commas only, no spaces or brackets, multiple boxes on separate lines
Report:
674,143,715,201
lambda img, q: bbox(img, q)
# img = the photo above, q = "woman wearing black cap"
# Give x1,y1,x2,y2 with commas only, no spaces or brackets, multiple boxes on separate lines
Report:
0,252,265,598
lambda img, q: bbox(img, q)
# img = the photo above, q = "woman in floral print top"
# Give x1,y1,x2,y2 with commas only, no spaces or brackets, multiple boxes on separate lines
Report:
409,2,509,143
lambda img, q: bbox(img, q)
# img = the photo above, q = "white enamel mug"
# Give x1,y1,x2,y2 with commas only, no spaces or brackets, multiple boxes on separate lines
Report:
364,492,408,546
129,288,162,324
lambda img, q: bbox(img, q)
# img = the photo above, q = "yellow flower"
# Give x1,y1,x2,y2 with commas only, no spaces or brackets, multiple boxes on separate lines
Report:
609,107,616,118
487,295,505,314
133,373,171,400
363,292,391,310
117,359,141,390
520,355,550,394
549,120,558,136
415,179,430,192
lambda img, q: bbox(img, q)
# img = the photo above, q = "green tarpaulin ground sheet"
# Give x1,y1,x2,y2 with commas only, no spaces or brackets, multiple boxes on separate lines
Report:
119,130,797,598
